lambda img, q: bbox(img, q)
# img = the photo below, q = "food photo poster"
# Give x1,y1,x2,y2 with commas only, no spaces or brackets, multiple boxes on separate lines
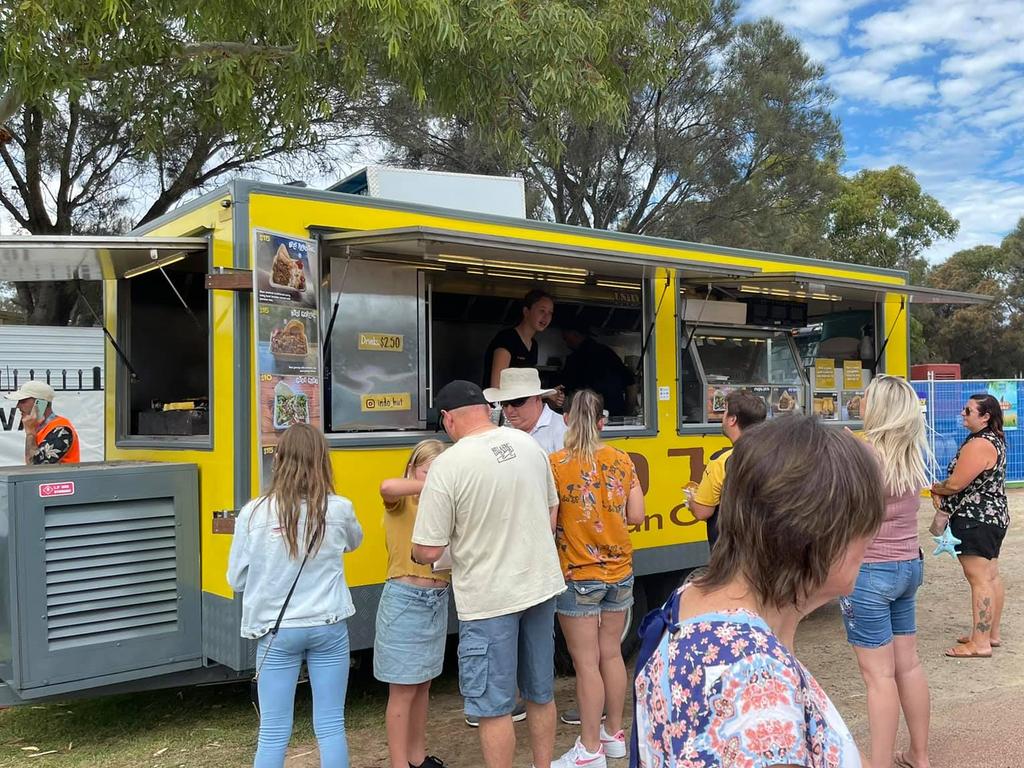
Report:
252,230,324,486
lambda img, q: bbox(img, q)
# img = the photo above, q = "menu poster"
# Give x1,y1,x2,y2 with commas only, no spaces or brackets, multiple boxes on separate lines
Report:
813,391,839,420
253,230,323,488
842,391,865,421
843,360,864,390
771,386,800,416
706,385,734,422
814,358,836,389
987,380,1018,431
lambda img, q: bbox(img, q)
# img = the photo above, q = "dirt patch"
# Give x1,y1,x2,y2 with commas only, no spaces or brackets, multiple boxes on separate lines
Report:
322,492,1024,768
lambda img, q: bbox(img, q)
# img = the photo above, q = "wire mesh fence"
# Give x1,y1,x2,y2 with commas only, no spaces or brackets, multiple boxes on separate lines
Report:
913,378,1024,484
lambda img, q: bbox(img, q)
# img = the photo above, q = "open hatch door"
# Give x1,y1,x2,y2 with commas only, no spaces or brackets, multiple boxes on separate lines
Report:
319,226,761,282
692,271,991,305
0,236,210,282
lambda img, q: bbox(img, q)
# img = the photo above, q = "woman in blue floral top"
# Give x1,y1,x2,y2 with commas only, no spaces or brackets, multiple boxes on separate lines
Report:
930,394,1009,659
634,415,885,768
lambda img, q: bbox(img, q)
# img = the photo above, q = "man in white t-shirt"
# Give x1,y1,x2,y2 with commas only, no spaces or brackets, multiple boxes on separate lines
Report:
412,380,566,768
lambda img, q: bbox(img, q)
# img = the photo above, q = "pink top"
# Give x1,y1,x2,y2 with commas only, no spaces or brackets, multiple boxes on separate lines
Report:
863,487,921,562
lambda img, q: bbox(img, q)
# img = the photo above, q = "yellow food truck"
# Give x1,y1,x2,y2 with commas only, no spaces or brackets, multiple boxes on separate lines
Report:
0,174,986,704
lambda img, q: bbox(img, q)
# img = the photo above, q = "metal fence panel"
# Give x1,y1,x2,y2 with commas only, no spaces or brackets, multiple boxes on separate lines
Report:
913,379,1024,484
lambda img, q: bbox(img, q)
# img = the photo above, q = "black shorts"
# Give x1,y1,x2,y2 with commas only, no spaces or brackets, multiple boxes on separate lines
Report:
950,516,1007,560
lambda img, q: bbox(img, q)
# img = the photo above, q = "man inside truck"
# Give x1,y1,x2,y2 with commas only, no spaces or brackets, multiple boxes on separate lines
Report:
559,318,637,419
5,380,81,465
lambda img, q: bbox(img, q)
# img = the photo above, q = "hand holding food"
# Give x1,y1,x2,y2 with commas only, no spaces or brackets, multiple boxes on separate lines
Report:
683,481,699,504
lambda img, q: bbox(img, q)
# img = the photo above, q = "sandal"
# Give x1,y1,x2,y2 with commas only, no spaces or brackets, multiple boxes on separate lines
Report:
958,635,1001,647
944,644,992,658
894,751,921,768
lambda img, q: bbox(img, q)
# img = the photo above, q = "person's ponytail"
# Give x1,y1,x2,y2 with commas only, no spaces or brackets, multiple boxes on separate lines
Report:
564,389,604,465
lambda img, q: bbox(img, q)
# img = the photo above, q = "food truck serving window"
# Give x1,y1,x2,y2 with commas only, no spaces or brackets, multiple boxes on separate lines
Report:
680,329,806,424
322,256,654,438
118,252,211,444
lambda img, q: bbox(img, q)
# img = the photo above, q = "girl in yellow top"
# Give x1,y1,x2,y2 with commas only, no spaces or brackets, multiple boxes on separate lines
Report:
374,439,449,768
549,390,645,768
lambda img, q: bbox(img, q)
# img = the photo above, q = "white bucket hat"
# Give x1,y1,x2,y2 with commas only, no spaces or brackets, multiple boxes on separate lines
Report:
4,380,55,402
482,368,555,404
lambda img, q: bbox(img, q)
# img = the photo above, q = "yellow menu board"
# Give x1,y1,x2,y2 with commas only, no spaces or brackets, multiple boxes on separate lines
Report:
814,358,836,389
843,360,863,390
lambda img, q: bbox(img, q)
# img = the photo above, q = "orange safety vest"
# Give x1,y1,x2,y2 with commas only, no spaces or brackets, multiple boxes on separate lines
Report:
36,415,80,464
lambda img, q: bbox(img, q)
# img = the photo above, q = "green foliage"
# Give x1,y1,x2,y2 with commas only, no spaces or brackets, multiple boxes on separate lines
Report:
826,165,959,282
915,221,1024,377
1,0,707,155
377,0,840,255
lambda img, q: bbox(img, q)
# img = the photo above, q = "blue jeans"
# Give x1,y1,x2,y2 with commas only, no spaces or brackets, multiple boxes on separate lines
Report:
254,621,350,768
840,559,923,649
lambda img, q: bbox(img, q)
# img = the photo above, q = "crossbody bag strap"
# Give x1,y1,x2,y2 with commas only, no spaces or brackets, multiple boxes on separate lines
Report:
254,534,317,680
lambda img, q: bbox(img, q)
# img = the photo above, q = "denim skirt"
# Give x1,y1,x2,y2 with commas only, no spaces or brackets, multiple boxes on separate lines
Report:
373,579,450,684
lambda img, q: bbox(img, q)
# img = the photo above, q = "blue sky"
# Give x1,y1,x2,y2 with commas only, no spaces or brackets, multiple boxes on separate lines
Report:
740,0,1024,262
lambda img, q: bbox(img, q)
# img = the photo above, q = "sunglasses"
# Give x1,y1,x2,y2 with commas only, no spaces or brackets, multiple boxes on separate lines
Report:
500,397,529,408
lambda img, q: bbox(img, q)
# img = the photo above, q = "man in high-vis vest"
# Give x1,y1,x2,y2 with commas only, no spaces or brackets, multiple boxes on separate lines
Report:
5,381,81,465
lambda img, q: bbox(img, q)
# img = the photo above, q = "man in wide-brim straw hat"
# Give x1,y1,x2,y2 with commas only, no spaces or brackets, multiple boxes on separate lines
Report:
484,368,567,455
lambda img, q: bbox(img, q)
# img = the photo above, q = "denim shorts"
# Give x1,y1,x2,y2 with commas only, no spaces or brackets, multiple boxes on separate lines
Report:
457,597,556,718
373,579,450,684
555,574,634,618
840,558,924,649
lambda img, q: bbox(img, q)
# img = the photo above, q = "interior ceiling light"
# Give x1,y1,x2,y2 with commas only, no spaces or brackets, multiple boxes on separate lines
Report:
596,280,641,291
738,285,842,302
362,256,445,271
433,253,589,277
123,251,186,279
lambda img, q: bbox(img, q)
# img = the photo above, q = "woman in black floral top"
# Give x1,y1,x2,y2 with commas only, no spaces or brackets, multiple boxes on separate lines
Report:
931,394,1008,659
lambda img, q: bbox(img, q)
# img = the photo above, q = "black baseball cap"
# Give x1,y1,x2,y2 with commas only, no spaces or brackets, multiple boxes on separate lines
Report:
435,380,490,413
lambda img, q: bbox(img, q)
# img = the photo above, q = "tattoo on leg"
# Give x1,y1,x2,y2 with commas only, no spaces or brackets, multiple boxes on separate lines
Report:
976,597,993,634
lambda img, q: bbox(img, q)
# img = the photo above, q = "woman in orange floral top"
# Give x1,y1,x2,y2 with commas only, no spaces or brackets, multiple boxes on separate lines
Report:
550,389,645,768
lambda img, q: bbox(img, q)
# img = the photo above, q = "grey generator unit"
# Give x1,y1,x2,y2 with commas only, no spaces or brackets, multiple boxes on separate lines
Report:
0,462,201,700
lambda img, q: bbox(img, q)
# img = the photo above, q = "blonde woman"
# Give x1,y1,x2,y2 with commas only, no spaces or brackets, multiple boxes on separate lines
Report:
227,423,363,768
375,440,449,768
840,376,932,768
549,389,645,768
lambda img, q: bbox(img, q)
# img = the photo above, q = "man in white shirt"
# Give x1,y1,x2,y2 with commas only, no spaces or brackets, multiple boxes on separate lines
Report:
412,380,565,768
484,367,567,455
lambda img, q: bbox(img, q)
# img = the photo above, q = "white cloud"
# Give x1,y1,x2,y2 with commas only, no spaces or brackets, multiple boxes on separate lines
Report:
740,0,1024,260
798,36,843,63
742,0,875,36
830,70,935,107
923,177,1024,262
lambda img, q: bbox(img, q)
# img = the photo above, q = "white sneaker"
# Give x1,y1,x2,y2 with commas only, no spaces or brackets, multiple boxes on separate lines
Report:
551,737,607,768
600,726,627,759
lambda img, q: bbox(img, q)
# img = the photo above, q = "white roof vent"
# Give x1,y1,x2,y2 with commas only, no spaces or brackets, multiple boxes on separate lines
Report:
328,166,526,218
